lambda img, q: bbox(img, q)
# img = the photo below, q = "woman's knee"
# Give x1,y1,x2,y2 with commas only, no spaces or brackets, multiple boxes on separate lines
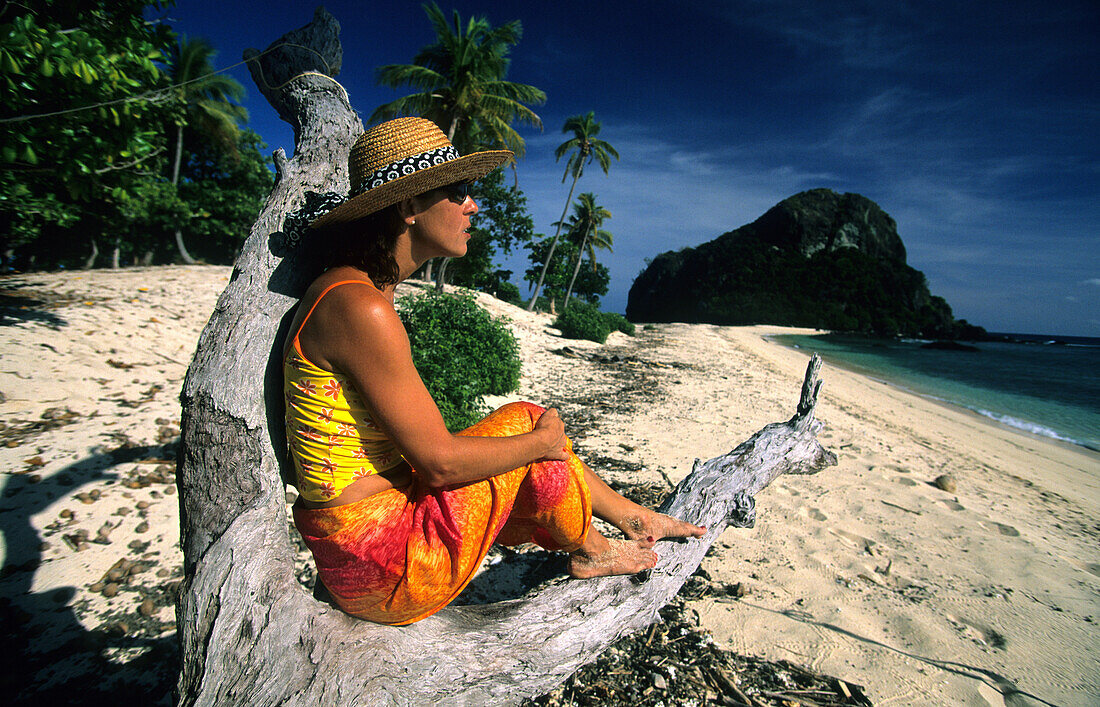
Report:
494,400,544,421
461,401,546,436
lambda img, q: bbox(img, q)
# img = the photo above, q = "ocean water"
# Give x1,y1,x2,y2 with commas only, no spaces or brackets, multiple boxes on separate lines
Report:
771,332,1100,451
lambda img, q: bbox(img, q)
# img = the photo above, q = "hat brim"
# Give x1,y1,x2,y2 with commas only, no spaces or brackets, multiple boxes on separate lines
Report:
309,149,513,231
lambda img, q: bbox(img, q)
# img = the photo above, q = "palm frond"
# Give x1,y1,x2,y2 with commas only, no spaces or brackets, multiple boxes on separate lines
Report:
369,94,441,124
375,64,445,91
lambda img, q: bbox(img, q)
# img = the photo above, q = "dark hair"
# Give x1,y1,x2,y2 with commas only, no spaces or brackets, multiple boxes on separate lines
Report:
313,204,405,288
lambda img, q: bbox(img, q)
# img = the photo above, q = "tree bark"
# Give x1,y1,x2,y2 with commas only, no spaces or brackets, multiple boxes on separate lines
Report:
176,10,836,706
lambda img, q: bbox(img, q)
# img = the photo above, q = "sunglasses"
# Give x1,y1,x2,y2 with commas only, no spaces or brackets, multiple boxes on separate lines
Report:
438,181,471,204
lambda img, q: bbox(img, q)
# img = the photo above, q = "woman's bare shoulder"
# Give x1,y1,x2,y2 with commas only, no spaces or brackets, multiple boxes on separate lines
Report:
306,276,403,343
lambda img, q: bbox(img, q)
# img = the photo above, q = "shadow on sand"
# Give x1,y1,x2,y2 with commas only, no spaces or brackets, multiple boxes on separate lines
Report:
0,443,179,706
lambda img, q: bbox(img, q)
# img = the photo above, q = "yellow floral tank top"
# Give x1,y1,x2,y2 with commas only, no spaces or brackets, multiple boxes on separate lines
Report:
284,281,404,502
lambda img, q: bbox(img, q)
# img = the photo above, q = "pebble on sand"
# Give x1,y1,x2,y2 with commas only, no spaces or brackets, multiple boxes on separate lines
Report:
933,474,957,492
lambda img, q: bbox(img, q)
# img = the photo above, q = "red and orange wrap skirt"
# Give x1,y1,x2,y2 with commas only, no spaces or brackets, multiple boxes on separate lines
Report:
292,401,592,625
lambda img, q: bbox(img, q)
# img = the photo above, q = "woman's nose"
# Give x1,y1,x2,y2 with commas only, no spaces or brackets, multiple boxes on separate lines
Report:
466,197,478,215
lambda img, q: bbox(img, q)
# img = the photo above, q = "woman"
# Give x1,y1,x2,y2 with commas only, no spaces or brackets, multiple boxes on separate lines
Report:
285,117,704,625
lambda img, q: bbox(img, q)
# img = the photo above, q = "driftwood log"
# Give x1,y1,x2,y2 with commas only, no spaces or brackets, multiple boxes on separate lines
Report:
175,9,837,706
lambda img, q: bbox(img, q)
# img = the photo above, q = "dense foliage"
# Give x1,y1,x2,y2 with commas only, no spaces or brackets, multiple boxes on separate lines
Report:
551,302,635,344
398,290,522,430
0,0,270,269
603,311,635,337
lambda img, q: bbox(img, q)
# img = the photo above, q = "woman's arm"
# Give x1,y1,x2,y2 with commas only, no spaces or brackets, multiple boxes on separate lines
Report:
298,284,568,489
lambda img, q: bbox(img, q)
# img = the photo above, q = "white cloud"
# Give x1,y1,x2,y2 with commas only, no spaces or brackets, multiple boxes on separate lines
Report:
1084,278,1100,287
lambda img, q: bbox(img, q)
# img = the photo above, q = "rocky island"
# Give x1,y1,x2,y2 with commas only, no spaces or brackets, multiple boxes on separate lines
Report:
627,189,984,339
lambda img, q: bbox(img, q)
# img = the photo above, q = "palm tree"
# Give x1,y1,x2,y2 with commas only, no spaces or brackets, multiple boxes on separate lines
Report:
372,3,545,289
561,193,612,308
371,2,545,157
527,112,618,310
166,36,247,263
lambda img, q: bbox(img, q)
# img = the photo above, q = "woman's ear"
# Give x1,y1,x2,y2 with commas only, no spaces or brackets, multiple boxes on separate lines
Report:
397,198,417,227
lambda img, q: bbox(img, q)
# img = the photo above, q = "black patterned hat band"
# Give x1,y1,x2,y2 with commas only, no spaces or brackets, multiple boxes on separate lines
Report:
356,145,460,195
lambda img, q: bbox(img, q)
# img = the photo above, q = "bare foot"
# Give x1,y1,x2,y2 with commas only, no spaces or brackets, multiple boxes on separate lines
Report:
568,538,657,579
616,508,706,546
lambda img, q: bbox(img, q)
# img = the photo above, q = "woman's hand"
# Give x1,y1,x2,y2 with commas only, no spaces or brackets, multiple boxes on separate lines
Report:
533,407,570,462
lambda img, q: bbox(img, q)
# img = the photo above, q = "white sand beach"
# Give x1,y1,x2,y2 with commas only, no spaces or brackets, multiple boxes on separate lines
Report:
1,265,1097,705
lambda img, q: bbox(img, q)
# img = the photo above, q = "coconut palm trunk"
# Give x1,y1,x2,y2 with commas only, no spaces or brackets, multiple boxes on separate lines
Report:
82,238,98,270
527,169,579,310
171,123,198,265
562,222,592,309
434,256,451,290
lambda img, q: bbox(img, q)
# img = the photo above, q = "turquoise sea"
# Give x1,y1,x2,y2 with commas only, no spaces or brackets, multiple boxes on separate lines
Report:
771,332,1100,452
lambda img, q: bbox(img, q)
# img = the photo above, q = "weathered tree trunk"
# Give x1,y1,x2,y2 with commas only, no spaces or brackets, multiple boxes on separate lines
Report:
175,9,836,706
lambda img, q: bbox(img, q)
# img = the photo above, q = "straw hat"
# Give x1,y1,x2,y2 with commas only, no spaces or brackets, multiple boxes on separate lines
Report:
309,117,513,230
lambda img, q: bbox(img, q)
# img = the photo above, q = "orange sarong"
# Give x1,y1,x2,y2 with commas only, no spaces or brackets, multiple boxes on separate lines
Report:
292,401,592,625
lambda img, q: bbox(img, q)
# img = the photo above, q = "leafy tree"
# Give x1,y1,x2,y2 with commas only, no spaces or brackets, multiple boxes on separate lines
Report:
0,0,174,266
398,289,521,430
527,112,618,310
553,301,611,344
524,235,609,309
559,192,612,309
371,2,544,156
165,35,247,263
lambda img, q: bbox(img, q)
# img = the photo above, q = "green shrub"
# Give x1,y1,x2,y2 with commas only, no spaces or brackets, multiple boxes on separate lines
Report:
398,290,521,430
553,302,611,344
492,280,522,306
602,311,635,336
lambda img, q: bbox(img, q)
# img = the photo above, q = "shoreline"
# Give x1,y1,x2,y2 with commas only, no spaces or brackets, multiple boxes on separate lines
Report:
769,333,1100,455
1,266,1097,705
768,331,1100,453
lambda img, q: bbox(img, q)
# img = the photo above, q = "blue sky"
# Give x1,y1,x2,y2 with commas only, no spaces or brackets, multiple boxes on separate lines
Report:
166,0,1099,336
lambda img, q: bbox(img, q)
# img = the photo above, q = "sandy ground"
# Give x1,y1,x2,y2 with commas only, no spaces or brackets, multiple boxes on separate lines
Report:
0,265,1097,705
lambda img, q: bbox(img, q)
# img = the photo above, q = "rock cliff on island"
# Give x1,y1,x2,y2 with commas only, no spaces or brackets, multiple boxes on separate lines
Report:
627,189,983,339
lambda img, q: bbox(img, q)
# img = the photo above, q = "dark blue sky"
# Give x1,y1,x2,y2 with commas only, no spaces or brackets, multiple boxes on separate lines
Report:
166,0,1099,336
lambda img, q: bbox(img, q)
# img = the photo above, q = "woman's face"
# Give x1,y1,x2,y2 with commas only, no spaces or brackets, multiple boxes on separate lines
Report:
407,184,479,260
